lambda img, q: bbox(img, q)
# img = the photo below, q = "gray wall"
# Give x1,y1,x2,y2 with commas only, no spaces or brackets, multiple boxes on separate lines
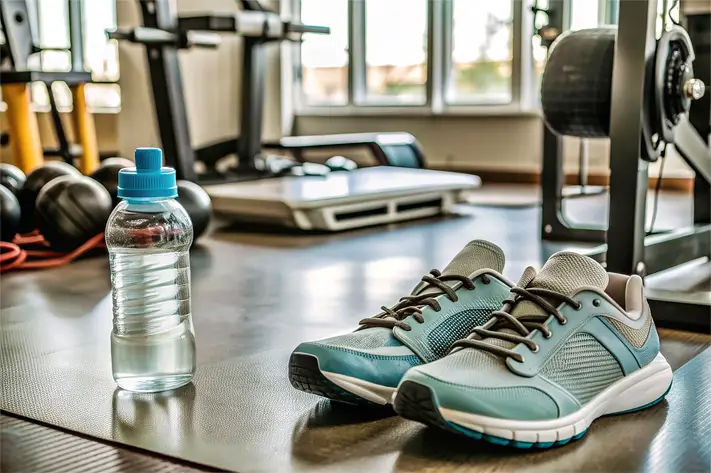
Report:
295,115,690,178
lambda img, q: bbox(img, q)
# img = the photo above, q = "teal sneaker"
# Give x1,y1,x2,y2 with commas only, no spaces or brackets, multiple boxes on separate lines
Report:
393,251,673,447
289,240,513,406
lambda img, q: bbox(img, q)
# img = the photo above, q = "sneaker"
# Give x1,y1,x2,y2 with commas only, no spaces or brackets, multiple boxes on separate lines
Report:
288,240,513,406
393,251,673,447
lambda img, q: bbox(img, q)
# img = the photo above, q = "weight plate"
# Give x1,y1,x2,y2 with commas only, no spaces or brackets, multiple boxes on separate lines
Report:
541,27,617,138
654,26,695,144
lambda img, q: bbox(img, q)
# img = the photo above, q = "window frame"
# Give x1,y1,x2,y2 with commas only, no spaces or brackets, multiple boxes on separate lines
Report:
293,0,539,116
23,0,120,113
292,0,619,116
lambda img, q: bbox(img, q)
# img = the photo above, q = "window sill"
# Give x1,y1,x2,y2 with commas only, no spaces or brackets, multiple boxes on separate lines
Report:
295,104,543,118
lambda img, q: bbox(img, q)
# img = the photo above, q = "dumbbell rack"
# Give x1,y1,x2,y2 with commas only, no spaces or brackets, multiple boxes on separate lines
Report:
542,1,710,332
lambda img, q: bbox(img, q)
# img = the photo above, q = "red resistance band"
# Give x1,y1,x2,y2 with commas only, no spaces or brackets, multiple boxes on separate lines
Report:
0,231,106,273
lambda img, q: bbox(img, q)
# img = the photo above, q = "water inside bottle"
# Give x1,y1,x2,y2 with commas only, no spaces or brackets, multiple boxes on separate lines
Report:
110,247,196,392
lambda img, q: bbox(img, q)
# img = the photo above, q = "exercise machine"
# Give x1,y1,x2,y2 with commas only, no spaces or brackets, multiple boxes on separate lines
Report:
0,0,99,175
110,0,480,230
540,0,710,331
110,0,428,182
533,0,606,242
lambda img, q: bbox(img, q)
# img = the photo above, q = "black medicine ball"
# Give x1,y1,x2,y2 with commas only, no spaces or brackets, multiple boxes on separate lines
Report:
0,163,26,195
35,175,113,251
0,184,21,242
18,161,82,232
90,157,134,207
176,180,212,241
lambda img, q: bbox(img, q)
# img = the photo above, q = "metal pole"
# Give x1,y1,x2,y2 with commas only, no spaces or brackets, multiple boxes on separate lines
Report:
139,0,196,181
236,37,265,172
68,0,84,72
685,12,711,226
605,0,659,275
578,139,589,190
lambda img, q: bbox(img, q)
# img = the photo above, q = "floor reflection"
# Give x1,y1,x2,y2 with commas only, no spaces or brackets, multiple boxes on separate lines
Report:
290,400,407,468
392,402,668,472
111,383,196,453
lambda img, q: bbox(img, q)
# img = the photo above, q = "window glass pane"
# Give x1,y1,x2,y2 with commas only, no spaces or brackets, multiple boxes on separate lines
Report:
300,0,348,105
83,0,119,81
570,0,600,31
364,0,427,105
532,0,550,91
449,0,513,104
37,0,69,50
31,0,119,110
86,83,121,110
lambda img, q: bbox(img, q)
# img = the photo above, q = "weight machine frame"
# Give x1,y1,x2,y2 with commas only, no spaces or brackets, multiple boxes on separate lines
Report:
543,0,710,332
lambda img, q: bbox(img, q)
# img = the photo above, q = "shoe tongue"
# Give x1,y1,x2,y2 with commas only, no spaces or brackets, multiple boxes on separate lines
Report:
416,240,505,296
512,251,608,316
441,239,505,276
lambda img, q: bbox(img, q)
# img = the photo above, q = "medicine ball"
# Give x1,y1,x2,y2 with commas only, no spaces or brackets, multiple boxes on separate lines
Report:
0,184,21,242
0,163,26,195
18,161,82,232
176,180,212,241
90,157,134,207
35,175,113,251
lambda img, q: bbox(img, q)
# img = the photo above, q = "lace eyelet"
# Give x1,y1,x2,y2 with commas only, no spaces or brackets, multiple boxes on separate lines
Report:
575,302,583,311
560,317,568,325
593,299,601,307
544,331,553,339
531,344,539,353
482,276,491,285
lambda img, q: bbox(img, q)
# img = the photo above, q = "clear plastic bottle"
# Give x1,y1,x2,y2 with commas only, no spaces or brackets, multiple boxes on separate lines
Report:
106,147,196,392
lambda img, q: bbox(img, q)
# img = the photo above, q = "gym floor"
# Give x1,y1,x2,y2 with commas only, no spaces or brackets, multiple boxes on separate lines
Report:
2,185,709,473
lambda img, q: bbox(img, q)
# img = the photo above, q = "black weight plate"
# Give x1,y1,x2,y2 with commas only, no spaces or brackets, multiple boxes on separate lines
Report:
541,27,617,138
654,26,696,144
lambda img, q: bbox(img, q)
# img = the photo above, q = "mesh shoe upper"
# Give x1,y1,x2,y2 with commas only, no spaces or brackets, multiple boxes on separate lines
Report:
292,240,511,387
399,251,662,419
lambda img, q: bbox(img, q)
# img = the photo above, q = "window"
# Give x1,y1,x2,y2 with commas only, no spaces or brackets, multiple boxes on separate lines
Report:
570,0,601,31
300,0,348,105
448,1,513,104
364,0,428,104
296,0,520,112
23,0,119,111
295,0,675,114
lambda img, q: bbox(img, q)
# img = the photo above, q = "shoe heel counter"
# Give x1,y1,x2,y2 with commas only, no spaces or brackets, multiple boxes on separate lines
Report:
636,299,661,367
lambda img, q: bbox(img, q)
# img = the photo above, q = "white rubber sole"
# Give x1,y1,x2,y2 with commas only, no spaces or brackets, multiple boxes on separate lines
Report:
322,371,397,405
439,352,673,443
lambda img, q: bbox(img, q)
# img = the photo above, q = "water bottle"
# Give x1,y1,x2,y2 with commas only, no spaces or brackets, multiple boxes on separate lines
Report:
106,147,196,392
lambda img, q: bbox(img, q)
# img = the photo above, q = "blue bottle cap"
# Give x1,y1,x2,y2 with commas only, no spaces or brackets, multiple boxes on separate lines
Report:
117,148,177,199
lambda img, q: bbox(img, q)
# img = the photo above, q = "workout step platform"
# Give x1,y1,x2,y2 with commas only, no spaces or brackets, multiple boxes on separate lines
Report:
204,167,480,231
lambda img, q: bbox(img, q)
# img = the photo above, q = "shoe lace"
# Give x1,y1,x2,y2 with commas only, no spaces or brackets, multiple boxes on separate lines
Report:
359,269,486,331
450,286,581,362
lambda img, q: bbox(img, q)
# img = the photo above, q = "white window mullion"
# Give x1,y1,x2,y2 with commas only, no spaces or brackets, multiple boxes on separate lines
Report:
348,0,366,105
291,0,305,114
427,0,445,113
440,0,454,108
511,0,527,108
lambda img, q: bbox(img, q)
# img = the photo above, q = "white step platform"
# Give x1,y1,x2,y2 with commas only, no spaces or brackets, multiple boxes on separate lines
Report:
204,167,480,231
